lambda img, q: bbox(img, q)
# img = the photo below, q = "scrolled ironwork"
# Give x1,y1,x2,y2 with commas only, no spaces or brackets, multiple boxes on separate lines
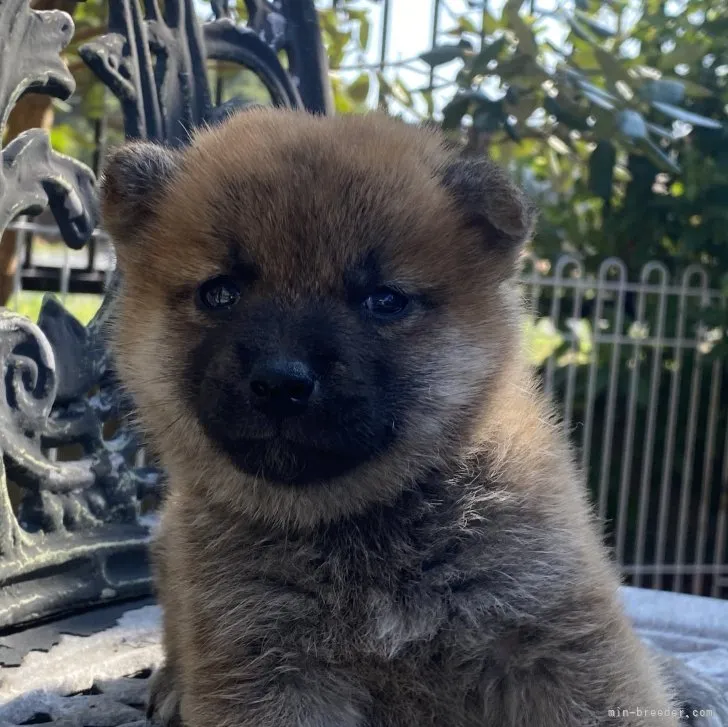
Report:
202,19,302,109
79,0,329,148
0,295,159,628
0,0,97,247
0,0,156,631
0,0,328,632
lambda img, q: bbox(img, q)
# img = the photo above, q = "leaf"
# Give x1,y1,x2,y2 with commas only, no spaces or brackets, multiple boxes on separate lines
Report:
617,109,648,138
544,95,590,131
342,8,370,50
575,78,619,106
376,72,394,103
50,123,82,157
420,44,467,67
327,28,352,68
442,95,470,130
645,122,674,139
590,109,618,136
422,89,435,117
480,9,500,34
613,164,631,182
636,137,681,174
496,54,546,82
473,101,505,131
470,36,508,77
638,79,685,105
594,47,634,90
651,101,723,129
455,68,471,88
580,87,616,111
574,9,615,38
547,135,571,154
675,79,714,99
359,18,370,49
392,78,413,107
666,42,712,67
503,0,539,57
331,77,354,113
589,141,616,200
457,16,478,33
569,38,601,70
504,119,521,141
348,73,370,103
566,15,600,44
548,146,562,175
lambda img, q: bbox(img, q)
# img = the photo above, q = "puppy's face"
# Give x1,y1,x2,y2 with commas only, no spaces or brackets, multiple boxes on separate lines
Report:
102,110,534,525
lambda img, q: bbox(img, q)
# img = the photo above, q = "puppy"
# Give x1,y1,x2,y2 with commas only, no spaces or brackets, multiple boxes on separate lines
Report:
102,109,678,727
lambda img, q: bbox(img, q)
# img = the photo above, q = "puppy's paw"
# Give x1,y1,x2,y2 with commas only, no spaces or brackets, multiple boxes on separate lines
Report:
147,664,182,727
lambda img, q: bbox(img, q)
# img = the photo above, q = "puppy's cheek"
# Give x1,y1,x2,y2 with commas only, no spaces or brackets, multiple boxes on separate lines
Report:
112,305,193,446
414,333,493,410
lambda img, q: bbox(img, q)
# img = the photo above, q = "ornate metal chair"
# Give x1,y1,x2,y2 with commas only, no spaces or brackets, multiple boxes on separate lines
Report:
0,0,329,632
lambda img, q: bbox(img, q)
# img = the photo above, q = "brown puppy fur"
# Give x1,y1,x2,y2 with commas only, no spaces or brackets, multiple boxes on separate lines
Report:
102,108,678,727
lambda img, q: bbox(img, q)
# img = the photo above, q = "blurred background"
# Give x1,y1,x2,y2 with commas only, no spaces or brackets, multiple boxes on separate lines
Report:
4,0,728,599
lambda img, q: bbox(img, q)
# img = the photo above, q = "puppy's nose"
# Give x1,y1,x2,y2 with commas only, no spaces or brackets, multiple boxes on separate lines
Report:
249,359,316,417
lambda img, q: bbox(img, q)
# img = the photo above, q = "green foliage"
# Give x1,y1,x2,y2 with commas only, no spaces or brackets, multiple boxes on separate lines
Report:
8,292,101,325
319,1,373,112
413,0,728,283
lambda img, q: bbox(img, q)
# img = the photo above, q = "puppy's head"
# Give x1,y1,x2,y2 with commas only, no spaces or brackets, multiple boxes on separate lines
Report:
102,109,535,527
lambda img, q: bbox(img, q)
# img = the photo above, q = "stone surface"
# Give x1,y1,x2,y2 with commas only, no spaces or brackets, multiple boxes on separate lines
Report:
0,587,726,726
0,599,156,668
0,603,162,722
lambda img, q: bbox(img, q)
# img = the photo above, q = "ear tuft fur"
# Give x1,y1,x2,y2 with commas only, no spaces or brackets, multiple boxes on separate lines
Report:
441,156,537,258
100,142,181,243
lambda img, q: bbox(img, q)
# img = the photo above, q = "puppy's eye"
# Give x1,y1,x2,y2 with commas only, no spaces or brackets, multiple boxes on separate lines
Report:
363,287,409,319
197,276,241,310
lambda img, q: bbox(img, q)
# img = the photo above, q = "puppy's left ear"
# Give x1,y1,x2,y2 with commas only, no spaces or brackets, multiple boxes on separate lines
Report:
440,156,537,265
100,142,182,246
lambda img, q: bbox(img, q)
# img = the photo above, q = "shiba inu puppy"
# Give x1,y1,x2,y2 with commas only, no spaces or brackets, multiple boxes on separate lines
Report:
102,109,677,727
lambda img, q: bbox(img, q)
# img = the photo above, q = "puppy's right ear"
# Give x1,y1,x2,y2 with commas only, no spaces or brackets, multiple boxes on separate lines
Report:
100,142,181,244
440,156,537,263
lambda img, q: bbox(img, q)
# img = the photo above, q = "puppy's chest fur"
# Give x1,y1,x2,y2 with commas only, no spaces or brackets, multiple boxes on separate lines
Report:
170,473,569,686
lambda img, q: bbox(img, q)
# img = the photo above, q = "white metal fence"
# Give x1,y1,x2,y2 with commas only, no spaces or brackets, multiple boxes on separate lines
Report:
3,223,727,598
522,255,728,598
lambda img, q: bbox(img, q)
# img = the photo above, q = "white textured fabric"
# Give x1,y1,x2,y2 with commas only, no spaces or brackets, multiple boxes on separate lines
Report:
0,605,163,719
622,586,728,690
